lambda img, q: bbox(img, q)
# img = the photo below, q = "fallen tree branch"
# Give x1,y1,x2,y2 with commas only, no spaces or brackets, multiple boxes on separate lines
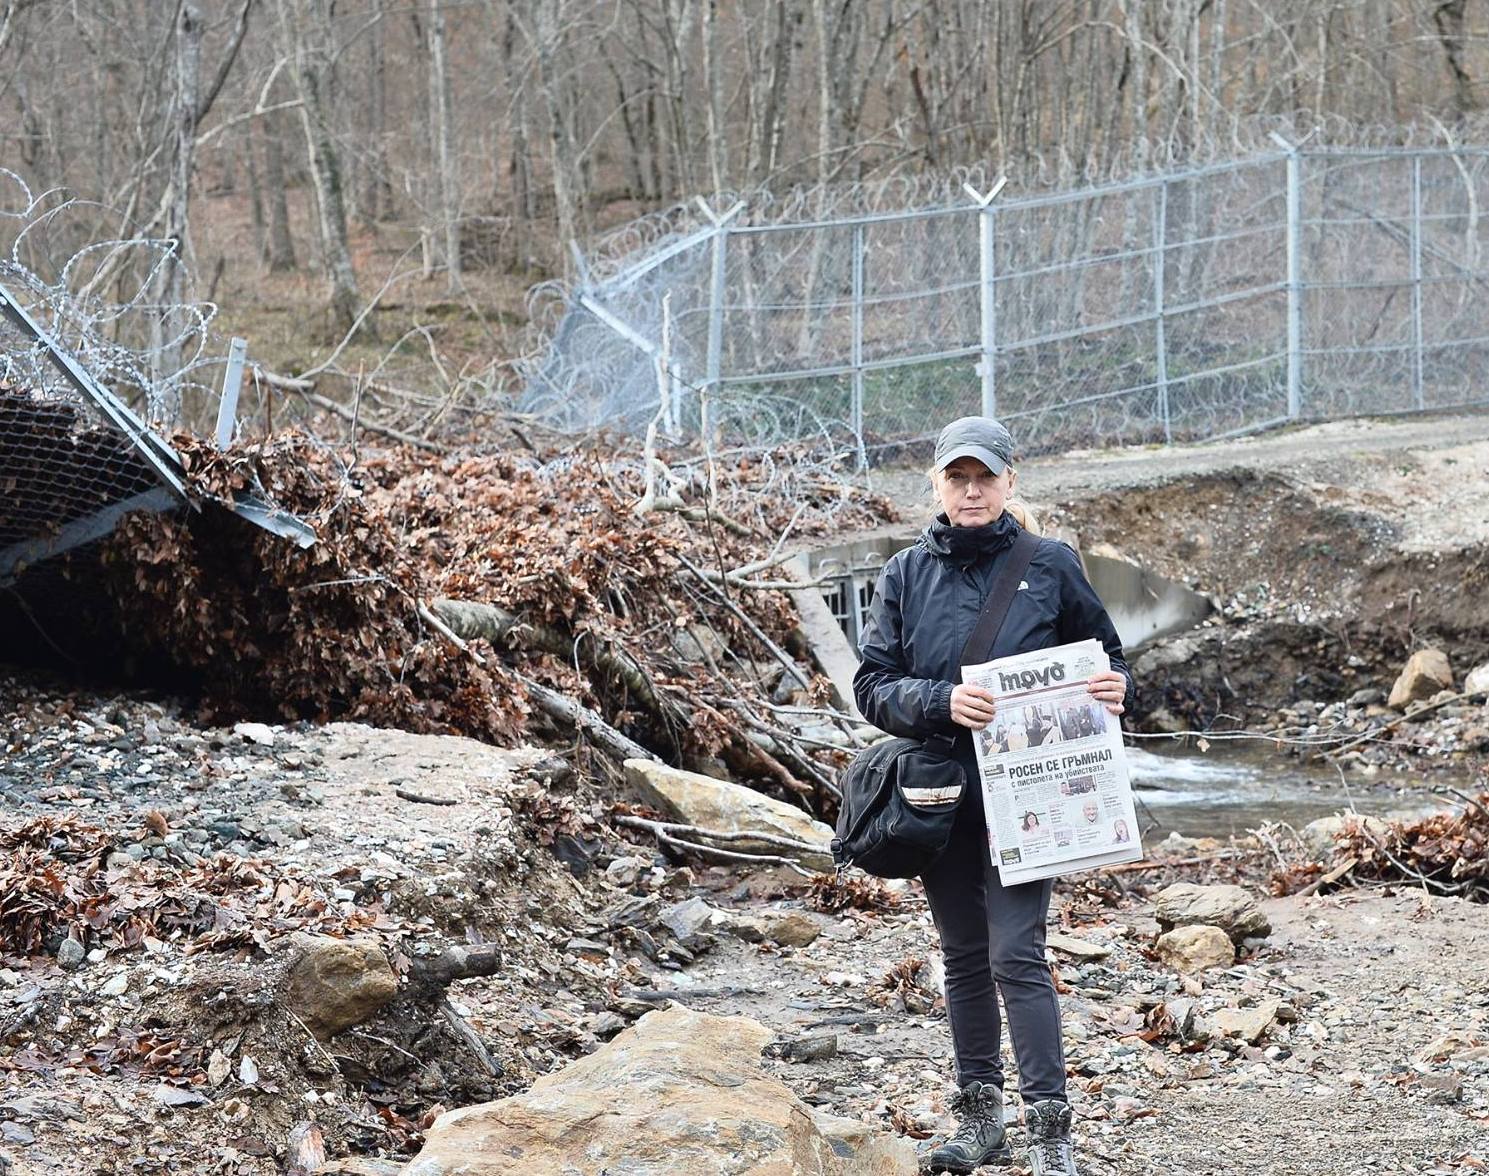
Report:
653,828,818,876
1097,850,1249,875
729,725,813,798
621,985,764,1001
255,366,450,453
305,389,450,453
516,673,659,764
409,944,503,989
693,549,828,590
613,813,826,855
394,787,458,806
675,553,810,691
417,600,484,665
438,997,503,1078
430,598,669,722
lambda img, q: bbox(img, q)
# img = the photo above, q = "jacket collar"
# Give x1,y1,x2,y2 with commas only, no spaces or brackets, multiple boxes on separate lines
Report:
921,510,1019,564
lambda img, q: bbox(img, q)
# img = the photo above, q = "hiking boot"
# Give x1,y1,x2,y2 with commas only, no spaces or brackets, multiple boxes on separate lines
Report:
1023,1098,1077,1176
923,1081,1011,1173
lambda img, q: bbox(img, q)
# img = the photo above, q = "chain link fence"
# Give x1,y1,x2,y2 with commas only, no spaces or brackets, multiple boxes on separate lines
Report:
521,143,1489,461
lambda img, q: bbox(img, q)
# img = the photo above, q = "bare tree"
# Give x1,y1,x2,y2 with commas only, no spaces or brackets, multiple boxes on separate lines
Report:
277,0,363,338
428,0,462,290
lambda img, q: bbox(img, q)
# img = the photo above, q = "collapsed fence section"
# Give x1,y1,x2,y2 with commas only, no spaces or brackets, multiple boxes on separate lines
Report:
522,144,1489,460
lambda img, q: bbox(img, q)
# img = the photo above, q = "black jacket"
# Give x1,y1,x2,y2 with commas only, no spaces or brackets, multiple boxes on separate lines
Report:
853,512,1134,751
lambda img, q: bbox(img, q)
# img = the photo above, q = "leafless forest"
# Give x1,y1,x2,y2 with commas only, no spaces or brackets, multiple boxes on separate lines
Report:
2,0,1488,350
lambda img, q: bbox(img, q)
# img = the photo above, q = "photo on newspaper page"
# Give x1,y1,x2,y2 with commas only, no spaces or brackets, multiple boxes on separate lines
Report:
964,638,1143,885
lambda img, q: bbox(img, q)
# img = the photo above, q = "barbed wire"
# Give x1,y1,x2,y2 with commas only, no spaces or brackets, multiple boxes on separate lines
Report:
0,169,228,433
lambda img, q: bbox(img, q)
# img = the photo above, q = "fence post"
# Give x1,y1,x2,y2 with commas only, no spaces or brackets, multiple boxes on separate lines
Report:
964,178,1007,418
851,222,867,469
1410,154,1425,410
215,336,248,450
1270,133,1303,419
695,198,745,445
1153,181,1171,444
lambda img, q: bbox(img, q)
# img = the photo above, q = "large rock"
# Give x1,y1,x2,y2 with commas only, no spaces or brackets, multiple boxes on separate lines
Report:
1464,661,1489,698
283,934,399,1041
1388,649,1454,710
624,760,834,869
1300,814,1389,859
715,907,823,949
1153,883,1271,943
400,1005,916,1175
1154,924,1235,974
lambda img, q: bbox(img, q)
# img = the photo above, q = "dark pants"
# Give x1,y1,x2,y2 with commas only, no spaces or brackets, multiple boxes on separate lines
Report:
920,778,1067,1103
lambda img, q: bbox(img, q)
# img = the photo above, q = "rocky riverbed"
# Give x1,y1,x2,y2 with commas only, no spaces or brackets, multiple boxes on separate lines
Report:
2,668,1487,1175
5,414,1489,1174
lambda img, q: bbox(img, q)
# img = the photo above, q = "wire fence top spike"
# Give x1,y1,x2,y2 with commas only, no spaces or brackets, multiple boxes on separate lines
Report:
963,177,1009,206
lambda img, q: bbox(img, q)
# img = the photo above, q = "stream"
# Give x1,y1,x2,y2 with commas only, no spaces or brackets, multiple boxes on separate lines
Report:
1126,741,1454,839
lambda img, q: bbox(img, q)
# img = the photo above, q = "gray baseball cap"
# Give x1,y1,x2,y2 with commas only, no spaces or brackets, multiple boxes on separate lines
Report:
933,416,1015,474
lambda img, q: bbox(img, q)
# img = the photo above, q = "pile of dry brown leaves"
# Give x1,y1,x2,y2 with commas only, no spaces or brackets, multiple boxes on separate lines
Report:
86,431,893,806
0,815,391,957
1332,791,1489,899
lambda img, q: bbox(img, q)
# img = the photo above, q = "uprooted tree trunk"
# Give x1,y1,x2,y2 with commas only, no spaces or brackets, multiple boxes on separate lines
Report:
428,598,813,800
429,598,666,718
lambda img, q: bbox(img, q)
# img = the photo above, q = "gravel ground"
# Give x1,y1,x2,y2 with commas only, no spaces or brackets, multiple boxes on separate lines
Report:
678,869,1489,1175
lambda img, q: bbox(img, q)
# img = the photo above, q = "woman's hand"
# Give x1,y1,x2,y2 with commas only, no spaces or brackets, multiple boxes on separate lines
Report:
1087,670,1128,715
950,683,998,729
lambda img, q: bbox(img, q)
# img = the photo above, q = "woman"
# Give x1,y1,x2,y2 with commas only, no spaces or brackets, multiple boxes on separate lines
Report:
854,416,1132,1176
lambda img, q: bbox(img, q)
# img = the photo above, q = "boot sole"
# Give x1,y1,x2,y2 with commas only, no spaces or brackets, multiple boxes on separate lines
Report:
924,1146,1013,1173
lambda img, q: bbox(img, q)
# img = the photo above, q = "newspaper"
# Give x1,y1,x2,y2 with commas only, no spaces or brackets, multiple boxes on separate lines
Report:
964,639,1143,885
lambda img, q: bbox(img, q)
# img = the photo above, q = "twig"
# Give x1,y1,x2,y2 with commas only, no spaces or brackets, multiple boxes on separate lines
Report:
394,787,458,806
1296,856,1359,898
1436,785,1489,822
414,597,660,765
676,553,810,690
1098,849,1248,875
305,389,449,453
620,985,763,1001
417,599,484,665
1359,828,1469,896
438,997,502,1078
516,673,659,764
613,813,826,854
346,1029,421,1066
283,1007,341,1074
653,828,818,877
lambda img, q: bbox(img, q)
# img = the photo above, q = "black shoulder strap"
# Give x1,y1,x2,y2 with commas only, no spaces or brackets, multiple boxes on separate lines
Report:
958,528,1041,672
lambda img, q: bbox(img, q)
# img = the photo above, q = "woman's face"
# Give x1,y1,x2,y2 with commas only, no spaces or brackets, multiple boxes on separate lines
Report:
936,456,1016,526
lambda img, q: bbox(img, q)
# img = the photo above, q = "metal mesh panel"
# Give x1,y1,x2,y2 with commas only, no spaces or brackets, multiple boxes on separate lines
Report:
0,283,179,583
521,147,1489,460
